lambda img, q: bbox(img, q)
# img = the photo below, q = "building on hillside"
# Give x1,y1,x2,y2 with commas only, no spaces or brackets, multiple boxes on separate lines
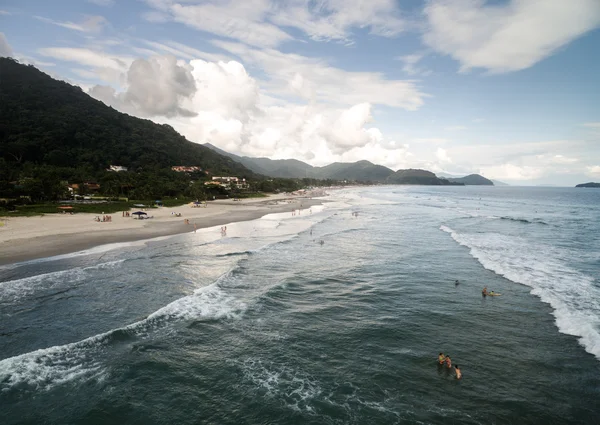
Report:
69,182,101,195
172,166,203,173
107,165,128,172
207,176,249,190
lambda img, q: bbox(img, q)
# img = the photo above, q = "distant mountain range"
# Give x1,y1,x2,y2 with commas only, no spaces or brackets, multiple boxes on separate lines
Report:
205,144,495,186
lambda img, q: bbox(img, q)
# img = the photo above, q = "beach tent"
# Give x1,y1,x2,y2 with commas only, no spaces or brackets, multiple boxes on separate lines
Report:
132,211,147,218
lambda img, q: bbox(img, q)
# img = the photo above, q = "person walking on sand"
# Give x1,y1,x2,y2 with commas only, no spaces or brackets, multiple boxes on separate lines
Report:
454,365,462,380
194,223,197,233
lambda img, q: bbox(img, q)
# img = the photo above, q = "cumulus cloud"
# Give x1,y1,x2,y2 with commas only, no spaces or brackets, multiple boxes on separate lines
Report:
34,15,108,33
423,0,600,73
436,147,452,163
0,32,13,57
90,55,197,117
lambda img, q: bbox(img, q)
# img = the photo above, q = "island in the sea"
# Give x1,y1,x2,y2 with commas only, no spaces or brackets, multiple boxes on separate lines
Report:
575,182,600,188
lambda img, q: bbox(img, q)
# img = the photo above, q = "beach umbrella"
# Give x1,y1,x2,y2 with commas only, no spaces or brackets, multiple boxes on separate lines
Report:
132,211,147,215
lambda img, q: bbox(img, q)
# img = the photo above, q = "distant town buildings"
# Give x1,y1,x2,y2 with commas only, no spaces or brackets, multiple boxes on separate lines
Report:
171,166,203,173
206,176,249,190
107,165,128,172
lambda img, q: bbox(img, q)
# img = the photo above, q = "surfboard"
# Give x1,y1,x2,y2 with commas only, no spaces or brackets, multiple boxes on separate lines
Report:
487,293,502,296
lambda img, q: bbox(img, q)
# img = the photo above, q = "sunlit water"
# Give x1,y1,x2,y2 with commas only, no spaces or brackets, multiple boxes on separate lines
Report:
1,186,599,424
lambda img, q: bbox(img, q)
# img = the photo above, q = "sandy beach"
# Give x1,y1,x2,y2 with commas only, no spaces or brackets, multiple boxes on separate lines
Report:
0,192,328,265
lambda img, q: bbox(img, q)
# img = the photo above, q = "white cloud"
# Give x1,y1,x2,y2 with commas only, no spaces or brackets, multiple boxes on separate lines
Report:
90,55,197,117
436,147,452,163
587,166,600,177
397,52,431,76
143,0,405,47
212,41,426,110
0,10,11,15
0,32,13,57
479,163,544,180
145,0,293,48
270,0,405,43
34,15,108,33
141,40,230,63
423,0,600,73
37,47,133,83
536,154,578,165
87,0,114,6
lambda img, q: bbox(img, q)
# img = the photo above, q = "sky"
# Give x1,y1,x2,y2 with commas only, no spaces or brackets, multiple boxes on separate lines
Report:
1,0,600,185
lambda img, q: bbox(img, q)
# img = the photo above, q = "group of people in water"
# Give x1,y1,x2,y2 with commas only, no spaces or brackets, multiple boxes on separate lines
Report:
481,287,500,297
439,281,503,380
438,353,462,380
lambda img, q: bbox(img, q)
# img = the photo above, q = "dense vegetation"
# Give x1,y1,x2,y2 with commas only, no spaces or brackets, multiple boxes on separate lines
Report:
0,58,334,211
386,169,463,185
575,182,600,188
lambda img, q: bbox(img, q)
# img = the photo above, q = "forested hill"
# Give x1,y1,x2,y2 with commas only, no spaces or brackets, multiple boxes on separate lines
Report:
0,58,254,178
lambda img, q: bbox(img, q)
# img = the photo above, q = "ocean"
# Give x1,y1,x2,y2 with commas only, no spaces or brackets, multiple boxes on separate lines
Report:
1,186,599,424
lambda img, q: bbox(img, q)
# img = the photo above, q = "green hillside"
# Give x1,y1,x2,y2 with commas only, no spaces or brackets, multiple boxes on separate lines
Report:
0,58,267,202
313,160,394,182
0,58,254,176
386,169,463,185
446,174,494,185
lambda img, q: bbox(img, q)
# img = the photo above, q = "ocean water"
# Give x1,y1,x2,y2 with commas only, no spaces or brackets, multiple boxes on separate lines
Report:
1,186,599,424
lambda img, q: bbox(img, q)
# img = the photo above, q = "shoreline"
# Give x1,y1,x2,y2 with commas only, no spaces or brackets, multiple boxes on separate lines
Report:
0,193,328,266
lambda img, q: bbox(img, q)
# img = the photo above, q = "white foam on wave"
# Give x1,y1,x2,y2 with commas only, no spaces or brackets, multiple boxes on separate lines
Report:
0,260,125,303
0,199,348,394
237,357,322,413
440,225,600,360
0,268,244,393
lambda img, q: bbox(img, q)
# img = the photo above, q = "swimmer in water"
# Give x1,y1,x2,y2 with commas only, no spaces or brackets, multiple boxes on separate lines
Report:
445,355,452,369
455,365,462,380
438,352,446,365
482,287,488,296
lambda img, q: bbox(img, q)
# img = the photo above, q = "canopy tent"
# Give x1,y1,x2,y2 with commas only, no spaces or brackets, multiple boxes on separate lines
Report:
132,211,147,215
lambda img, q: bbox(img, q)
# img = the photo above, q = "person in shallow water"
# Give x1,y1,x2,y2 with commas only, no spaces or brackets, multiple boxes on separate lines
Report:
455,365,462,380
445,355,452,369
482,287,488,296
438,352,446,365
455,280,460,286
